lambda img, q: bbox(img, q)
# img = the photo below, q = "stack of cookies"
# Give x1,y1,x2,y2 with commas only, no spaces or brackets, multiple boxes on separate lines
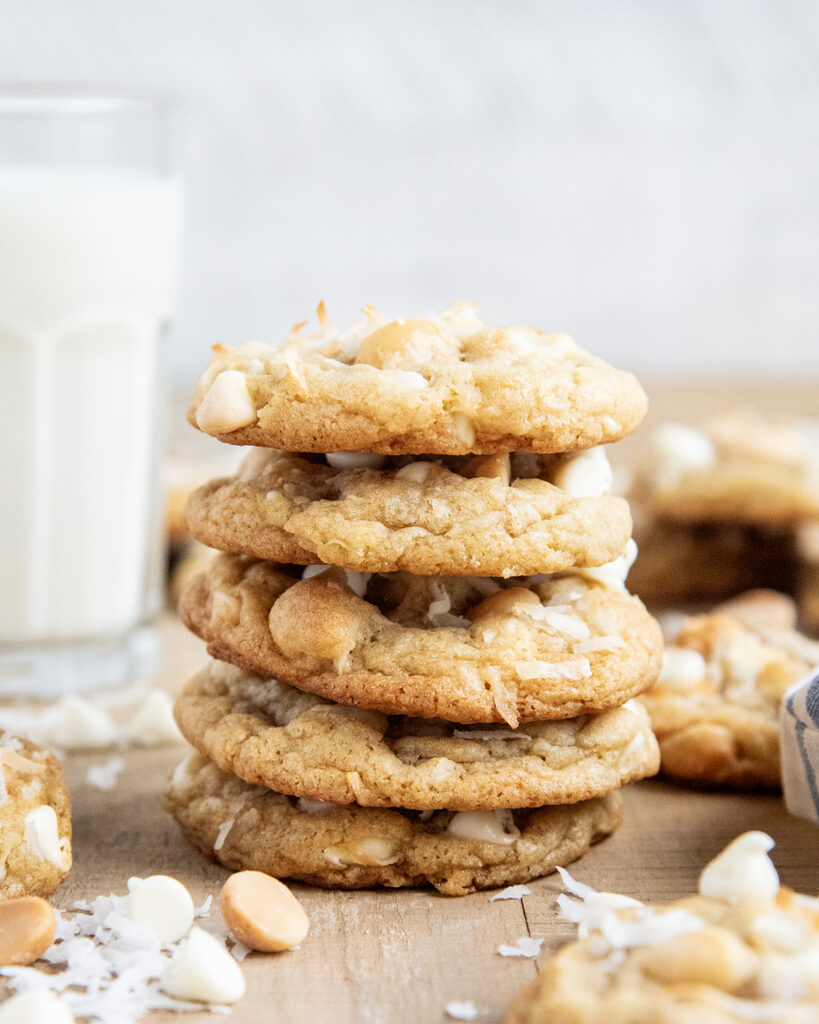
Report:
164,304,663,895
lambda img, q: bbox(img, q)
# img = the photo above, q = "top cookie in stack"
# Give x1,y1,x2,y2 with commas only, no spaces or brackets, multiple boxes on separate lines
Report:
189,301,647,456
167,304,661,895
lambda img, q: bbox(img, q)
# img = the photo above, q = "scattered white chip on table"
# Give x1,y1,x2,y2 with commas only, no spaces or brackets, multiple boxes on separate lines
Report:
126,875,194,943
0,990,74,1023
161,925,246,1004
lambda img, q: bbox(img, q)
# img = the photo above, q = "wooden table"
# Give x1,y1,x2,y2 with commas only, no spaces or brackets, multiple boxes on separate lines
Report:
28,382,819,1021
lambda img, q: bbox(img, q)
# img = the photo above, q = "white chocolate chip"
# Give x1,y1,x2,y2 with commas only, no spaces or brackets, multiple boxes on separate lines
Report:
552,448,613,497
698,832,780,904
237,447,276,480
0,991,74,1024
658,648,708,690
47,695,117,751
395,461,434,483
326,452,387,469
647,423,717,491
195,370,257,434
323,837,399,866
24,806,70,871
125,690,183,747
447,809,520,845
300,564,370,598
391,369,428,389
341,570,371,599
350,838,399,866
161,925,245,1004
453,413,476,447
126,875,195,943
575,539,638,590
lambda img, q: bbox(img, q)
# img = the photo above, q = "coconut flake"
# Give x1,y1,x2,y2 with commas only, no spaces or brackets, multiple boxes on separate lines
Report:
0,885,236,1022
213,818,235,852
427,581,453,621
556,866,595,899
556,870,705,951
497,937,543,958
522,606,590,639
575,635,624,653
515,657,591,681
452,729,532,742
489,885,531,902
445,1001,480,1020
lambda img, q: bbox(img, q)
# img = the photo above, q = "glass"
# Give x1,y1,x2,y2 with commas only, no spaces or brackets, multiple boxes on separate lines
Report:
0,86,182,697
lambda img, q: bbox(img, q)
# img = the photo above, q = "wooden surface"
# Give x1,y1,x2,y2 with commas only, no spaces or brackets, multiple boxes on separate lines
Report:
21,381,819,1022
59,620,819,1024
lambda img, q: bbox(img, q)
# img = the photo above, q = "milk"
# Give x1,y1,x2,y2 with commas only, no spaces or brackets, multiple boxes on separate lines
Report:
0,168,180,643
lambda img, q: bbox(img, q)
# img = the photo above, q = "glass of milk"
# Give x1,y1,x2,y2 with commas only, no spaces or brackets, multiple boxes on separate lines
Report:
0,88,181,696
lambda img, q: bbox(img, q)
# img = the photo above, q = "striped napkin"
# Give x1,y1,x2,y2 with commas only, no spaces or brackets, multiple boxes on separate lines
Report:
781,670,819,824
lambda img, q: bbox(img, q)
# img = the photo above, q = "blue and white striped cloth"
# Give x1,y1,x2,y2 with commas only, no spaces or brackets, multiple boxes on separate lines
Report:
781,670,819,825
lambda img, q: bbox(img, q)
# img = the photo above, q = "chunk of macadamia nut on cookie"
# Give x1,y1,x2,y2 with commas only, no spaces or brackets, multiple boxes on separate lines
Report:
353,317,461,370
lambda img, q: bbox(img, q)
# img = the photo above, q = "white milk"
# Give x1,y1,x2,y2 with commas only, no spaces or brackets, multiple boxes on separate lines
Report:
0,168,180,643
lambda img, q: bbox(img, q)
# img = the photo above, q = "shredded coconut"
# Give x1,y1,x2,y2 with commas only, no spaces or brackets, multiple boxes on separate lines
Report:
452,729,532,742
575,635,624,653
427,581,452,620
85,757,124,791
515,657,591,681
445,1001,480,1020
497,936,543,958
522,606,590,639
0,888,231,1021
555,867,705,952
213,818,236,852
489,885,531,902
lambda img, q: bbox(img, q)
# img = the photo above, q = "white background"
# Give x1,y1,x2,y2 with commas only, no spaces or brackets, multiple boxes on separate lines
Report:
3,0,819,384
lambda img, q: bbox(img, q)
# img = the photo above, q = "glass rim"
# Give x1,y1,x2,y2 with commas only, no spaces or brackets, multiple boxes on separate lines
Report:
0,84,177,116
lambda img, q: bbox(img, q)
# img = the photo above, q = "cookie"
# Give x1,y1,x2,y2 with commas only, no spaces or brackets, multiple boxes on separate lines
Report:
0,734,72,899
185,448,632,578
507,831,819,1024
639,591,819,787
178,554,663,726
627,514,796,606
187,303,648,455
174,662,658,810
163,752,623,896
632,410,819,526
